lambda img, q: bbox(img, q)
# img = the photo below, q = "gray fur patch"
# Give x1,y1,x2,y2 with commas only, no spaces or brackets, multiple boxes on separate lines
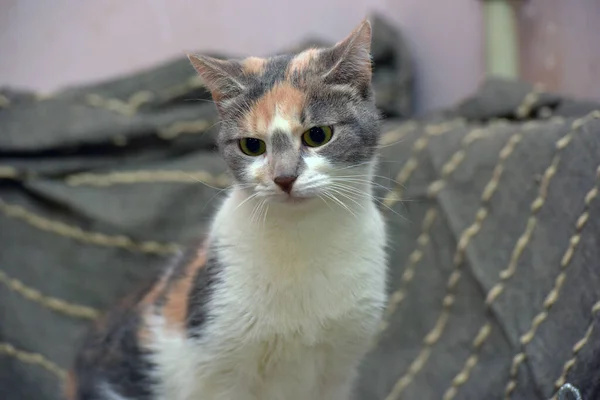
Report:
271,131,294,153
270,131,303,178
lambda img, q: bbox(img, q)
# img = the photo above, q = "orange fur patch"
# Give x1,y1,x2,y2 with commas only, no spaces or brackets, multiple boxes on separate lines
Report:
244,83,305,135
162,248,208,329
286,49,320,78
137,277,168,342
64,370,77,400
140,274,168,307
243,57,267,75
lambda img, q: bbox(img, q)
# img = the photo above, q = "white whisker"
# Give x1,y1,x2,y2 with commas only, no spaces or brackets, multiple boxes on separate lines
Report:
322,191,357,219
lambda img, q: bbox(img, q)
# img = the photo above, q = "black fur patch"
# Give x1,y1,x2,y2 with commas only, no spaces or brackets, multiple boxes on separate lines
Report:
186,246,223,338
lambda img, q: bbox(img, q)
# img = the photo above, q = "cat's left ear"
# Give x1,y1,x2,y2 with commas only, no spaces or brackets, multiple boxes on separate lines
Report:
322,19,373,89
188,54,246,105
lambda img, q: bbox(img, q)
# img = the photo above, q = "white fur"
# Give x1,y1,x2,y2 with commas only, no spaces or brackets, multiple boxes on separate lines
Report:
146,104,387,399
268,105,293,135
100,382,131,400
147,183,387,400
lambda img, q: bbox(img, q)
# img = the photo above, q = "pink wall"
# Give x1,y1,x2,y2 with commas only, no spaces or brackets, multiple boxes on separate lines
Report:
0,0,484,113
517,0,600,102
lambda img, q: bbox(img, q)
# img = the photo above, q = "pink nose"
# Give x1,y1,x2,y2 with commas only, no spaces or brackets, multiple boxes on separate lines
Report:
274,175,297,193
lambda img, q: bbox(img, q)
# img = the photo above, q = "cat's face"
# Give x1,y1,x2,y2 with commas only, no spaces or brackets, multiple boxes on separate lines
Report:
189,20,380,204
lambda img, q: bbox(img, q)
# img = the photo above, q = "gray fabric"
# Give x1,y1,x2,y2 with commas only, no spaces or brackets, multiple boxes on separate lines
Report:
1,14,600,400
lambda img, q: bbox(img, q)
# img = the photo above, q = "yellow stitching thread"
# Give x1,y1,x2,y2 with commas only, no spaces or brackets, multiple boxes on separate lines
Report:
85,75,205,116
85,91,155,116
379,121,419,147
0,166,19,179
0,94,10,108
157,119,214,139
377,127,490,339
552,300,600,396
0,342,66,380
65,170,231,188
503,162,600,399
515,84,544,120
0,198,179,255
426,128,489,197
385,129,526,400
440,113,599,400
161,75,204,100
34,92,55,101
0,269,99,319
378,208,438,335
383,119,466,208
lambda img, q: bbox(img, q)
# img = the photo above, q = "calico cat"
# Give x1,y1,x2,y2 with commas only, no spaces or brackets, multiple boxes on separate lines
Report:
68,19,387,400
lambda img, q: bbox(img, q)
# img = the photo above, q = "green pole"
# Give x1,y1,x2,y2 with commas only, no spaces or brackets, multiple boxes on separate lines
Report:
484,1,519,79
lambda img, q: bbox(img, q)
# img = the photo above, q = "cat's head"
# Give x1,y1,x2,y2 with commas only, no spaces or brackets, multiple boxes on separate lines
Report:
189,20,380,204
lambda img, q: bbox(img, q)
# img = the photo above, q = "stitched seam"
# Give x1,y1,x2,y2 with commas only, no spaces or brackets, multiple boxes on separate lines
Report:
65,170,231,188
383,119,466,208
0,166,19,179
503,160,600,399
85,91,154,116
84,75,204,116
108,118,217,146
0,342,66,380
440,131,531,400
384,128,529,400
0,94,10,108
377,208,437,336
0,198,180,255
442,113,600,400
161,75,205,101
516,85,544,120
0,269,98,319
376,127,490,341
156,119,215,139
379,121,419,147
551,300,600,398
444,117,584,400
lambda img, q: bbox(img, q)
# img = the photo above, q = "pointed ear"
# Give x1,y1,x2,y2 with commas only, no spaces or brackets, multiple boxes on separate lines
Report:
188,54,246,104
322,19,373,89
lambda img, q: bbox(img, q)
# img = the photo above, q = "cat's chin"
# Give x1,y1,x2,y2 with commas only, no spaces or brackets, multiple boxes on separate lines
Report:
269,193,318,206
282,196,310,204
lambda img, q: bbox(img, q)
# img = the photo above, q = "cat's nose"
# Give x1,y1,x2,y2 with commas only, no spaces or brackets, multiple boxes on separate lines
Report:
273,175,297,194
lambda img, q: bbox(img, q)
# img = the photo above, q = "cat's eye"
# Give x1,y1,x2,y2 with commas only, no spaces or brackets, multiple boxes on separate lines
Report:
239,138,266,156
302,126,333,148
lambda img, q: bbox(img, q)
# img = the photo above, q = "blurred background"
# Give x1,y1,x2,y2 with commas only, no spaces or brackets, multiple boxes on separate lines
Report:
1,0,598,114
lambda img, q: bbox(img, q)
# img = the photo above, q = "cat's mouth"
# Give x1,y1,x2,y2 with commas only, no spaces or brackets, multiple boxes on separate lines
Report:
282,195,310,204
268,190,317,205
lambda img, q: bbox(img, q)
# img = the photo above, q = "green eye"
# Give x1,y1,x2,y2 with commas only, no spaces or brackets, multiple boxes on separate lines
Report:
239,138,266,156
302,126,333,147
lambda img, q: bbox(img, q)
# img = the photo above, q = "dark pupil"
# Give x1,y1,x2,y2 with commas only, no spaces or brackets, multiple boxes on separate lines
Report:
245,138,261,153
309,127,326,144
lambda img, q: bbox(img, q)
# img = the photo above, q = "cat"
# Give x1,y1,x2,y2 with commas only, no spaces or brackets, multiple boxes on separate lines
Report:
67,19,387,400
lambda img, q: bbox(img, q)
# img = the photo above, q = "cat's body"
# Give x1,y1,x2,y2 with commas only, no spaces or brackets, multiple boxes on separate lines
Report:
69,20,387,400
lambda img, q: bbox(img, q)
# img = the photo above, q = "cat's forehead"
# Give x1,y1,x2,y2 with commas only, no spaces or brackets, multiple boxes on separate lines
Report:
239,49,325,138
242,82,305,139
241,49,324,83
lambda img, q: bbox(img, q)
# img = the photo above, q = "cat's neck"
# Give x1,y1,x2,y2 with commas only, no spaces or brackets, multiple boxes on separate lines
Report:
208,183,384,278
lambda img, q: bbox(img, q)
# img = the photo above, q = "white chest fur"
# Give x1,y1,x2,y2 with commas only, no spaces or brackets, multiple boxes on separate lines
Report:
151,190,387,400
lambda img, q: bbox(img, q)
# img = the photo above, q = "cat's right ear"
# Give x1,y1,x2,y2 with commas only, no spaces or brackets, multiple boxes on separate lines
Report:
188,54,246,105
